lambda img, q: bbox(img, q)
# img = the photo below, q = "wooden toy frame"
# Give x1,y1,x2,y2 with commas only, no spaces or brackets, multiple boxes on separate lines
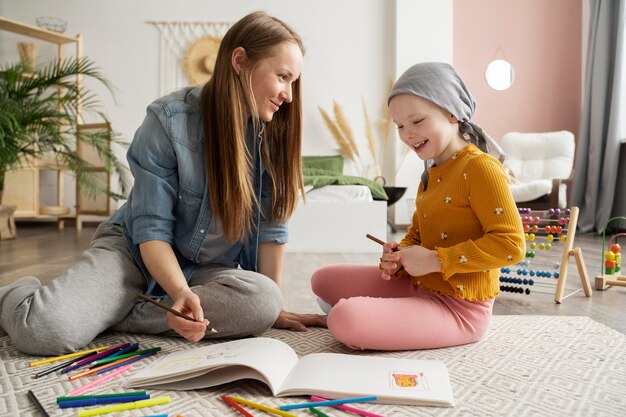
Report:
553,206,593,303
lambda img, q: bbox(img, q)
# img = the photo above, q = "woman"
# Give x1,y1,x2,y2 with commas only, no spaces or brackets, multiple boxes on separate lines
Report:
0,11,325,356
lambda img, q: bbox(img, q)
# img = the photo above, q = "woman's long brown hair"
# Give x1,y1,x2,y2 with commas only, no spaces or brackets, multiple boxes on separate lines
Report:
200,11,304,242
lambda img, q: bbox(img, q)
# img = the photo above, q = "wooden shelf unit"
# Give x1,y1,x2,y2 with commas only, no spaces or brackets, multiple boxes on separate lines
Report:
1,16,111,231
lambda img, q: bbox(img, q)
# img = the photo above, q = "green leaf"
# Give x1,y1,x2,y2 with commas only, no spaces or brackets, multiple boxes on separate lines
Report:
0,57,128,199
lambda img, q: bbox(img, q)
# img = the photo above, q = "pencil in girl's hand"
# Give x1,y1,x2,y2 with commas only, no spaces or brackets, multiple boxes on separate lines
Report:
366,233,403,254
367,233,405,275
365,233,386,246
137,294,218,333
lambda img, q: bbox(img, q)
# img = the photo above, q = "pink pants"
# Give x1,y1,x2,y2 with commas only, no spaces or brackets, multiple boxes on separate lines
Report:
311,264,494,351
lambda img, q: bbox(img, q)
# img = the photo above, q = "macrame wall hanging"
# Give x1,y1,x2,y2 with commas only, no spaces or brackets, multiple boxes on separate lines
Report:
147,20,232,96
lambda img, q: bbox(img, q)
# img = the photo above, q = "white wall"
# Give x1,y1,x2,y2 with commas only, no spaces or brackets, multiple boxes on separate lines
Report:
1,0,457,228
0,0,395,206
392,0,453,225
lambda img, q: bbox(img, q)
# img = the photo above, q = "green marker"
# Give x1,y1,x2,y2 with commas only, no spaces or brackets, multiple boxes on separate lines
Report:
56,391,148,404
91,347,161,366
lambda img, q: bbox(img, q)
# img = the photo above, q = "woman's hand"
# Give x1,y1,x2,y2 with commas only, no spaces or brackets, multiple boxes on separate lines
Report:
272,310,327,331
168,288,210,343
140,240,208,342
396,245,442,277
380,241,403,280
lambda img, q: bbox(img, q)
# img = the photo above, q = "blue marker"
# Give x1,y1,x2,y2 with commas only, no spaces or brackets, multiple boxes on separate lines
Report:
279,396,377,410
95,350,158,375
99,342,140,362
58,394,150,408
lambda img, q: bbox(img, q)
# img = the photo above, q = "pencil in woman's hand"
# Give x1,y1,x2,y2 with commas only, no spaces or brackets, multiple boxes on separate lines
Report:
137,294,218,333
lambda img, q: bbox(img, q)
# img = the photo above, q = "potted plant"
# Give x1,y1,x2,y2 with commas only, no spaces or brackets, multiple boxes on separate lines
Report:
0,56,130,205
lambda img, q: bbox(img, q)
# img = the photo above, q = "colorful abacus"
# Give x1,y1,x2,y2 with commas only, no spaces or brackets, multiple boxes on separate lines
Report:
499,206,592,303
594,216,626,291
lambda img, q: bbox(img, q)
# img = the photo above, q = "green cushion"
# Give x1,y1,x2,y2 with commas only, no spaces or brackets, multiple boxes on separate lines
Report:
302,155,344,175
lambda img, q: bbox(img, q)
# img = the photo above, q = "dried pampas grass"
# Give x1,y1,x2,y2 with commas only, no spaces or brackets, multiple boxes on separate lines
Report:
319,80,401,178
362,98,381,177
378,80,394,147
318,102,364,172
332,101,360,159
318,105,357,162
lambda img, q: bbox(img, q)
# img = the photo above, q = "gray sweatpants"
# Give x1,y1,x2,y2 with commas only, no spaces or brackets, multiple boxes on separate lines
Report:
0,223,283,355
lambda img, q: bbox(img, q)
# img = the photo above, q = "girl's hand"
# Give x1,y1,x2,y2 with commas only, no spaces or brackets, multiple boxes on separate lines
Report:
273,310,327,331
380,241,402,280
397,245,442,277
168,289,210,343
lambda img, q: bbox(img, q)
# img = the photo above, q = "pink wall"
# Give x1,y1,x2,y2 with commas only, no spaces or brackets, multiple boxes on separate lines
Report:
453,0,582,141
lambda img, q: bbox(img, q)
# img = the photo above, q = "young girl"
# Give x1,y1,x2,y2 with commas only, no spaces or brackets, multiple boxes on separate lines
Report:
312,62,525,351
0,11,325,356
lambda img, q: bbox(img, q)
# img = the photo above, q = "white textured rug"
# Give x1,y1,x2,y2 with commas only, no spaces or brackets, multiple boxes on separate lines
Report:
1,316,625,417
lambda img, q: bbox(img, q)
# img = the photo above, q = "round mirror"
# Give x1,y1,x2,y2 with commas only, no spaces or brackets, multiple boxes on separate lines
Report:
485,59,514,91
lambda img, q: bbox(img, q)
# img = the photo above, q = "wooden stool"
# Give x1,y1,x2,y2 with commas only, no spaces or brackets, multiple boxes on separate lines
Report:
0,205,17,240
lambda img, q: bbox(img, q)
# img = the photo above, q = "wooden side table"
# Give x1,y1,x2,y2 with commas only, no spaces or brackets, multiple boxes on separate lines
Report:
0,205,17,240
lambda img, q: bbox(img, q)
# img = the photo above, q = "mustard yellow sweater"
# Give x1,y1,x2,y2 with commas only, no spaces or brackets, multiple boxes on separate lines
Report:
399,144,525,301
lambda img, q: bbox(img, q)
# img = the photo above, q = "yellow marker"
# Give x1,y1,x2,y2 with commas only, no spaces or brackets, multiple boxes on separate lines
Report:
77,395,171,417
229,396,299,417
29,346,110,367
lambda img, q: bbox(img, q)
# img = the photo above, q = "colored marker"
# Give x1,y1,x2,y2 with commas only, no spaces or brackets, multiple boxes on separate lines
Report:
311,395,385,417
102,342,140,360
29,346,110,367
309,407,330,417
67,364,132,396
69,348,156,380
62,342,131,374
77,395,171,417
34,351,99,379
69,355,135,381
279,396,377,411
90,347,161,367
58,394,150,408
229,396,298,417
95,350,158,374
57,391,147,403
221,395,255,417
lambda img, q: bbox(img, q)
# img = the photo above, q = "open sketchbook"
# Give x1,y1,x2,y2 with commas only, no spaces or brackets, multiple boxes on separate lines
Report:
124,337,454,407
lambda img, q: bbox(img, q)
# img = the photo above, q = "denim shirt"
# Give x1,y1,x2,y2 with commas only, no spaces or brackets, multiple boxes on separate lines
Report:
109,86,288,296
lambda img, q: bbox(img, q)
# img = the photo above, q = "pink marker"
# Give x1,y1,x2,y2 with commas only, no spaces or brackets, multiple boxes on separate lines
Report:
67,364,132,396
311,395,386,417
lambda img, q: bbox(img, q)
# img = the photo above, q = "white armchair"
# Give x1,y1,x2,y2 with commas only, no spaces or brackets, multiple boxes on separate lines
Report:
500,131,575,209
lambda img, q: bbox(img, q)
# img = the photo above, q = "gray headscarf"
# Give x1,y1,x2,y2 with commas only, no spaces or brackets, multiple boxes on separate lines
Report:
388,62,505,189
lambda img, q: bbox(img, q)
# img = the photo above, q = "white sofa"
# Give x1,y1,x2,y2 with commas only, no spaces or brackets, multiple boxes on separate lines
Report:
500,131,575,209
